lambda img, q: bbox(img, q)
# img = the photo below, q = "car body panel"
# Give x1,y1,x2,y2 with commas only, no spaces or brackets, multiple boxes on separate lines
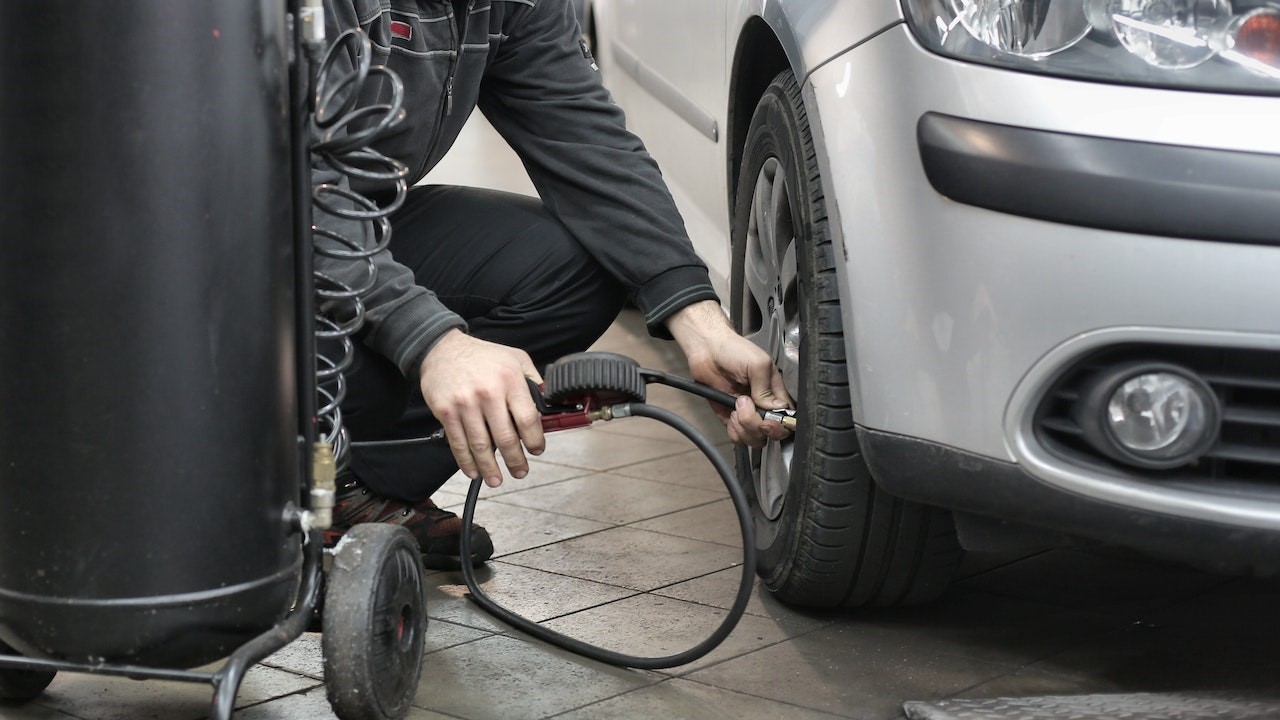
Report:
731,0,903,82
593,0,904,299
806,26,1280,461
596,0,732,289
808,28,1280,458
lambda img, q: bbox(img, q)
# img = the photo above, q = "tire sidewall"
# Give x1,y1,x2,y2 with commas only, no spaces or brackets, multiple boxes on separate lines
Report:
730,73,831,588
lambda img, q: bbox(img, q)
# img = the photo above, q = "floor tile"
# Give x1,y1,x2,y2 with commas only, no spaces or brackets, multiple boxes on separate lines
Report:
954,549,1229,618
655,571,832,631
631,498,744,547
32,664,318,720
539,593,820,674
1139,575,1280,643
236,686,454,720
609,446,736,494
262,632,324,680
537,428,688,472
435,459,592,498
553,677,847,719
499,526,745,592
431,498,613,558
433,561,637,623
491,473,725,525
426,573,515,634
1024,622,1280,693
950,666,1125,699
0,703,82,720
685,622,1012,720
842,589,1119,668
422,620,492,656
413,635,657,720
952,549,1047,580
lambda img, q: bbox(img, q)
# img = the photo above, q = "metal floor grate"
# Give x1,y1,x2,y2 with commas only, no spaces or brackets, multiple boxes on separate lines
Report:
903,693,1280,720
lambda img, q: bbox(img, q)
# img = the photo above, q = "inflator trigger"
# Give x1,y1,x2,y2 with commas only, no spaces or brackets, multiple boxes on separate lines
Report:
525,377,639,433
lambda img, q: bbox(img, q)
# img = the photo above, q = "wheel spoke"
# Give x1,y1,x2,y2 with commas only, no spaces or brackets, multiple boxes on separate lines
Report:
743,159,781,343
742,242,774,321
757,438,795,521
778,238,801,397
755,160,779,267
779,238,798,299
769,172,791,268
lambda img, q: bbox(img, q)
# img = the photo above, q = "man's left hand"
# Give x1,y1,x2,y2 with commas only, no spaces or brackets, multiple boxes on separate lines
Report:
666,300,793,448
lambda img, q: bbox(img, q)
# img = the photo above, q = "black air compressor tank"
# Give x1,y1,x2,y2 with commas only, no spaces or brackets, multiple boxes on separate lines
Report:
0,1,300,667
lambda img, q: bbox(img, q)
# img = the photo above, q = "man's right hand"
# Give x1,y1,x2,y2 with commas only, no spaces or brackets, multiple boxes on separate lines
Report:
417,329,544,487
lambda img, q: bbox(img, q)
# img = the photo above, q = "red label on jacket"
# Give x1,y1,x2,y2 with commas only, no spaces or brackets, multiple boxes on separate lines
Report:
390,20,412,41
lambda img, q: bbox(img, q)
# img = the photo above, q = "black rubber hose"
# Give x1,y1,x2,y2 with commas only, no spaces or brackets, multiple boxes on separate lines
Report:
639,369,738,408
459,402,757,669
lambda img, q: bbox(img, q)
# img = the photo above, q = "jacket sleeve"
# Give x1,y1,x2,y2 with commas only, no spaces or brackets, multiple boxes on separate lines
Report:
314,1,466,377
478,0,720,337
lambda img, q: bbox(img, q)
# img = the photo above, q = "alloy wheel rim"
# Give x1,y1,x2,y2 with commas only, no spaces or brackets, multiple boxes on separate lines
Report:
742,157,800,521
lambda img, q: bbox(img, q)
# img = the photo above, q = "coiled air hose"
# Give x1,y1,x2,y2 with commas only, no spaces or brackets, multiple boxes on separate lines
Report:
308,28,409,472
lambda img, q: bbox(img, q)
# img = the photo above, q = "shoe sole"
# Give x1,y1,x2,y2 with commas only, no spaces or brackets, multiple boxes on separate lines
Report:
421,533,494,571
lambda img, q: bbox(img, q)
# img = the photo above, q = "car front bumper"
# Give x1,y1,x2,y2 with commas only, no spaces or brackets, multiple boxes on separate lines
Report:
803,23,1280,553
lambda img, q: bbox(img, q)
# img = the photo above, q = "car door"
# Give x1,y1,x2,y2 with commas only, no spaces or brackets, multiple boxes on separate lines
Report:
601,0,734,292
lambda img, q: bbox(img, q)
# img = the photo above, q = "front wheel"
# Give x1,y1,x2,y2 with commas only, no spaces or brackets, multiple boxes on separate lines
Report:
730,71,961,608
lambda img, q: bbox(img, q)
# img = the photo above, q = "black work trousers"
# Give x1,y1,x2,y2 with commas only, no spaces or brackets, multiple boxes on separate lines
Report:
338,185,627,502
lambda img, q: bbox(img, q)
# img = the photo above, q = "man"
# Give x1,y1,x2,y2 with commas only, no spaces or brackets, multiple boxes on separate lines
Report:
317,0,792,569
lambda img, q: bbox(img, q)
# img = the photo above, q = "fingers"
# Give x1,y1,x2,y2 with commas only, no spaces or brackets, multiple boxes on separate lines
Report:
510,376,545,460
461,404,504,487
748,353,792,410
732,394,794,448
438,407,481,484
419,334,549,487
454,365,547,487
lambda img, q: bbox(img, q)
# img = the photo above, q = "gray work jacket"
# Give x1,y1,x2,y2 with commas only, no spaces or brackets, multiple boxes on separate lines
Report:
318,0,718,376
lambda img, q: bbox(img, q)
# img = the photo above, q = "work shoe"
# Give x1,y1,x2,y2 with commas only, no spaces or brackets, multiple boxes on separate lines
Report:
324,481,494,570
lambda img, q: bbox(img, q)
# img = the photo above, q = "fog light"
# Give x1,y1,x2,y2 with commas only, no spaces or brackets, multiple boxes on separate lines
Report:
1075,362,1220,469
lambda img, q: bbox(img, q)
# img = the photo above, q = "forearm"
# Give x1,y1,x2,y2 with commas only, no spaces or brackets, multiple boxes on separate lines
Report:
665,299,735,357
479,0,718,337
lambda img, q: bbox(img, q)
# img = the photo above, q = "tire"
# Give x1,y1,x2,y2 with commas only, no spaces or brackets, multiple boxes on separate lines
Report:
0,641,55,702
730,71,962,608
323,524,427,720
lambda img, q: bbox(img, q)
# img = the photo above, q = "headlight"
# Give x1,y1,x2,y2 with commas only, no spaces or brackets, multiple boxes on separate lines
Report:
955,0,1091,56
903,0,1280,92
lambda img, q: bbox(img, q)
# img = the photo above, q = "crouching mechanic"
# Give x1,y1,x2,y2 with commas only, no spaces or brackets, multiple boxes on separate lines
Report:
316,0,793,569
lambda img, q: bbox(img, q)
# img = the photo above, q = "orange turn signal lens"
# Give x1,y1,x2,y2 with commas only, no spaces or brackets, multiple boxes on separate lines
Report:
1233,9,1280,67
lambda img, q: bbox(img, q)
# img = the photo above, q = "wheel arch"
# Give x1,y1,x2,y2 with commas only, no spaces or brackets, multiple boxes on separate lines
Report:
726,17,791,223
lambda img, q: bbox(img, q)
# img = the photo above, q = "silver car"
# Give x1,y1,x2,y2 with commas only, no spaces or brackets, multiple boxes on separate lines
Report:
584,0,1280,608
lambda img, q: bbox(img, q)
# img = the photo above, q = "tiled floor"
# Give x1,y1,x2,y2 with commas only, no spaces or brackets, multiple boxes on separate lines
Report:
5,120,1278,720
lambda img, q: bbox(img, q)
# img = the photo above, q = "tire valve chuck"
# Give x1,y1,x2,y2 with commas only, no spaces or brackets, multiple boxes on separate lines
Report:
762,409,798,431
